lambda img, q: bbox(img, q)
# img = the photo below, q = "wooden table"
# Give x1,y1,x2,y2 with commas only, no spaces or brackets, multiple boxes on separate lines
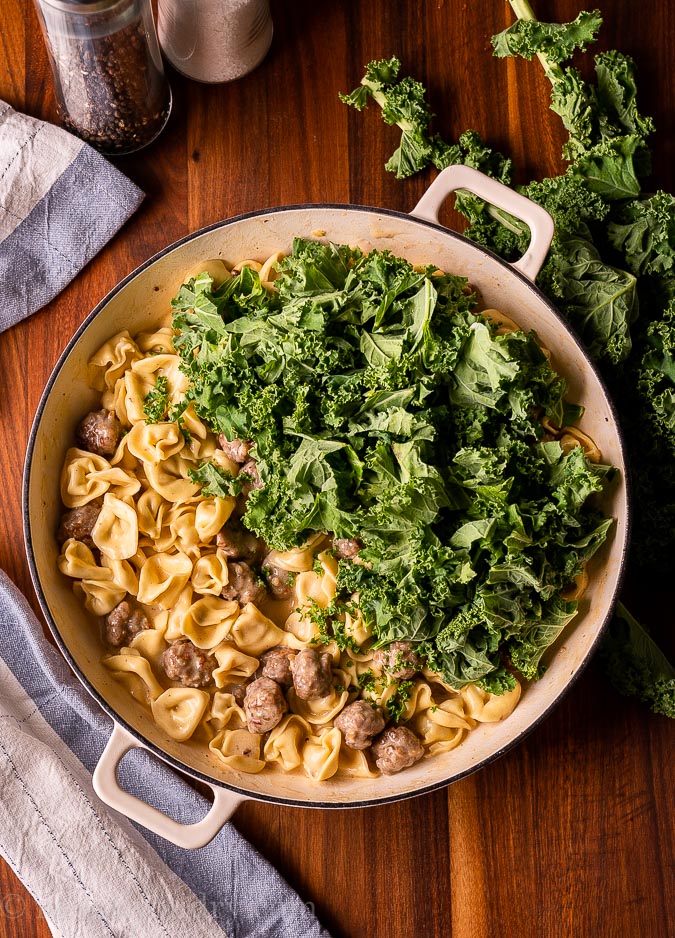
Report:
1,1,673,935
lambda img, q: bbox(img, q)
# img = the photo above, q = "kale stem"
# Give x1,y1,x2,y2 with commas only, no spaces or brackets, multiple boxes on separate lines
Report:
485,204,528,235
365,82,416,134
508,0,564,86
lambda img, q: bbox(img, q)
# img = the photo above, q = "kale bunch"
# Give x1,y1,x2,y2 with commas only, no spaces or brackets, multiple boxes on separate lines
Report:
340,1,675,717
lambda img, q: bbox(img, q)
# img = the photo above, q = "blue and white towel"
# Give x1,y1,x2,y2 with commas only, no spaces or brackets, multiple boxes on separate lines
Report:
0,100,144,330
0,570,331,938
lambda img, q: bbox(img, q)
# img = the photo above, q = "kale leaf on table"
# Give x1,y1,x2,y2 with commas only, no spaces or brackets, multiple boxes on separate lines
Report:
599,604,675,719
490,8,602,66
340,0,675,717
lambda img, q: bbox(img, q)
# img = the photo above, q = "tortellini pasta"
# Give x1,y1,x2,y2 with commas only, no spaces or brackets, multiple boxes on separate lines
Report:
151,688,210,741
180,404,218,461
180,596,239,649
123,354,188,424
195,497,236,541
338,746,379,779
288,687,351,725
230,604,287,657
302,727,342,782
59,539,110,581
88,331,142,392
104,648,165,702
209,729,266,774
264,715,311,772
74,579,127,616
135,326,174,355
126,421,185,465
461,682,521,723
143,456,201,503
208,692,247,732
136,488,168,539
212,644,259,686
92,493,139,560
137,551,193,608
60,449,140,508
191,551,230,595
294,550,338,609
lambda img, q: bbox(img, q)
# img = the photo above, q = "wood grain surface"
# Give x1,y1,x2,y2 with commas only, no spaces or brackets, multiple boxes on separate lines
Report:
1,1,674,936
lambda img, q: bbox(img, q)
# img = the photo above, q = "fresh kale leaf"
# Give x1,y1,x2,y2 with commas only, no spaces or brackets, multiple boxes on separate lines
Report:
340,56,437,178
544,233,638,364
608,192,675,277
143,375,170,423
491,9,602,66
386,680,415,723
638,300,675,455
188,462,248,498
599,604,675,719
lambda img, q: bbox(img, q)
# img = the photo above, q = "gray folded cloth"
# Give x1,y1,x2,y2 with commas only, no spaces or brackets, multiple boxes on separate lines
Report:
0,569,331,937
0,100,144,330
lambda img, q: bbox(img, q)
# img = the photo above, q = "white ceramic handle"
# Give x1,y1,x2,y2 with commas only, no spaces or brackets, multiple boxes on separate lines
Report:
92,724,245,849
411,164,555,282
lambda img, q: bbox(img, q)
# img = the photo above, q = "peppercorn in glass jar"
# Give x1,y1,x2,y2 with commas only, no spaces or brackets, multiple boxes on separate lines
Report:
34,0,172,155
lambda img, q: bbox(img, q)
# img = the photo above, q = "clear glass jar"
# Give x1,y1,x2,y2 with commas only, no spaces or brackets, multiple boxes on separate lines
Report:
34,0,172,155
157,0,273,84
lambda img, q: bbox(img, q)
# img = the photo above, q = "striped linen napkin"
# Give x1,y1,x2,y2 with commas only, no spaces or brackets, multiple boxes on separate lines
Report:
0,99,144,330
0,570,331,938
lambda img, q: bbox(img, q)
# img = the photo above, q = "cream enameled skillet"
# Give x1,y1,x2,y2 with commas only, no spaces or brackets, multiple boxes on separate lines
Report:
23,166,630,848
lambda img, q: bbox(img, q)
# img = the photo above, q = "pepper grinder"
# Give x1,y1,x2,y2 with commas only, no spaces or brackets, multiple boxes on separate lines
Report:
34,0,172,155
157,0,273,83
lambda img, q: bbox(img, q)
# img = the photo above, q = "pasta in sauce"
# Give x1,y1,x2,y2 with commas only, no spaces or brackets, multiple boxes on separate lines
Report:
56,251,602,782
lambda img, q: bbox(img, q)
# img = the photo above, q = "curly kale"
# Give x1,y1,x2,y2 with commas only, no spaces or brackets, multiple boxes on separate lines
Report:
491,8,602,66
339,1,675,716
172,240,613,692
340,57,439,178
599,605,675,719
143,376,170,423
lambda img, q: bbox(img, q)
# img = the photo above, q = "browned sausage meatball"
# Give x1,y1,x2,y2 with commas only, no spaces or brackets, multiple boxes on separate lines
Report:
290,648,333,700
262,556,295,599
220,682,247,706
371,726,425,775
160,639,216,688
260,646,296,687
334,701,385,750
104,599,149,647
332,537,362,560
57,498,103,548
216,519,265,564
244,677,288,734
217,434,252,464
372,640,422,681
221,561,266,606
239,459,263,500
76,409,122,456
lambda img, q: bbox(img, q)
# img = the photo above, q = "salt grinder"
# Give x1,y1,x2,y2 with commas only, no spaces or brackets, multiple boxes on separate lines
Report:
34,0,172,155
157,0,273,84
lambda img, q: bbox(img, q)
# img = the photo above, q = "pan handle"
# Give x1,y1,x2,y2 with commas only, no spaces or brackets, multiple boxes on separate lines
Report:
410,165,555,282
92,723,245,849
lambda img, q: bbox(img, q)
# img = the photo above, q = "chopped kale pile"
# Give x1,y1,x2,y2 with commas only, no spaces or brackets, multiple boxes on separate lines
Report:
340,0,675,717
172,240,612,693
